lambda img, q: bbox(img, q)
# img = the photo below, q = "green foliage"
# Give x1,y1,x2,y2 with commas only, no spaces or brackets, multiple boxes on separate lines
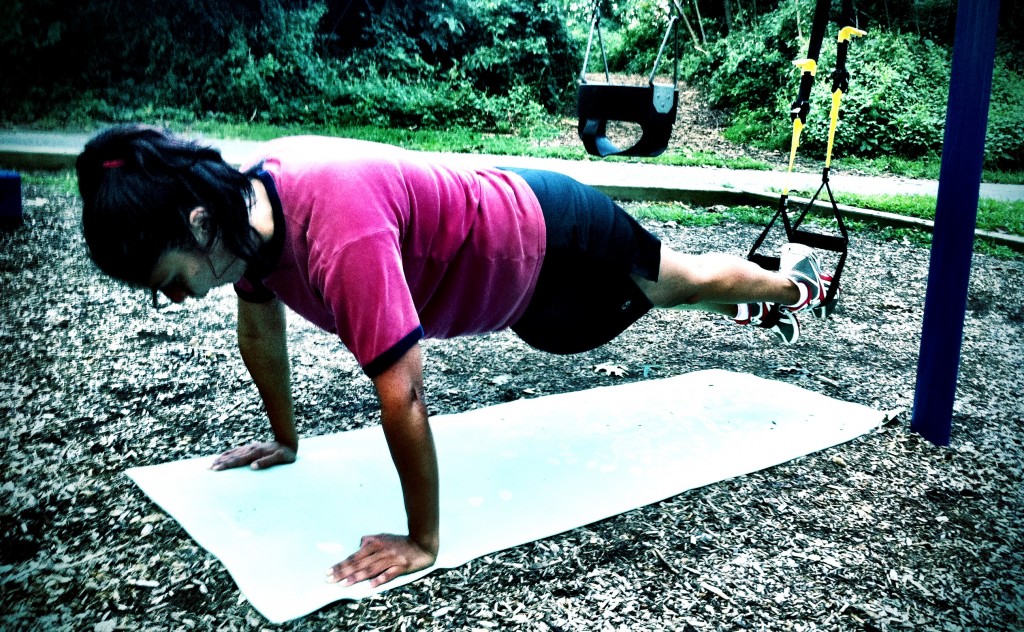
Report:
675,1,806,152
800,32,950,161
978,198,1024,236
461,0,579,111
0,0,578,133
680,0,1024,170
815,36,1022,167
202,4,333,123
332,0,578,129
688,1,802,114
3,0,1020,172
604,0,676,76
984,56,1024,169
0,0,326,123
979,169,1024,186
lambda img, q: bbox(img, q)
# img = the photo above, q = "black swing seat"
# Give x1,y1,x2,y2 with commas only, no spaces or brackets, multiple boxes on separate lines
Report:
577,83,679,158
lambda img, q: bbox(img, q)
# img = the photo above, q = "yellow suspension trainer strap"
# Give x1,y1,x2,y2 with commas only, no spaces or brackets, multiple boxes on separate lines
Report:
826,25,867,170
784,58,818,198
748,0,865,311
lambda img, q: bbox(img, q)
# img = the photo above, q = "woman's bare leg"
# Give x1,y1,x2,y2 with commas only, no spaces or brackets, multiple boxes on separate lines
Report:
631,246,800,313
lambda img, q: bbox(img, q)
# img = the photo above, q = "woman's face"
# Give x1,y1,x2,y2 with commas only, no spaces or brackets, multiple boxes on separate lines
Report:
147,231,247,304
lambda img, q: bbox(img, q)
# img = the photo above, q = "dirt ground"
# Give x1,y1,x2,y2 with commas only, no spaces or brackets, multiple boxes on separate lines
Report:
2,105,1023,631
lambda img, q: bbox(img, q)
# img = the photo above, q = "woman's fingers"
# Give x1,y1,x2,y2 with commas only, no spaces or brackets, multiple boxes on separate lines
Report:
210,441,295,471
252,445,296,470
210,445,258,470
326,534,435,588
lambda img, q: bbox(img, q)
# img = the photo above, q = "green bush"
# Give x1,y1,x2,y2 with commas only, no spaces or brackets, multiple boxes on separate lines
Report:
0,0,578,133
201,4,333,122
461,0,579,112
344,0,576,112
984,57,1024,168
690,2,802,113
800,31,951,161
809,34,1022,167
578,0,700,82
323,0,578,132
675,1,805,150
680,0,1023,169
604,0,675,76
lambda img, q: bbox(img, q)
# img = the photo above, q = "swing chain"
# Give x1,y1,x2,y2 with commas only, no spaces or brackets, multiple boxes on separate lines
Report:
580,1,611,84
579,0,680,88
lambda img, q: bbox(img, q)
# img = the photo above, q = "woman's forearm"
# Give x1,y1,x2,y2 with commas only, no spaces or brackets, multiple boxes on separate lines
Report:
373,343,440,554
237,298,298,449
381,396,440,553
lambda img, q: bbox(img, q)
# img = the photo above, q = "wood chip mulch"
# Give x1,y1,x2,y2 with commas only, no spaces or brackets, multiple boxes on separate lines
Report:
1,180,1022,631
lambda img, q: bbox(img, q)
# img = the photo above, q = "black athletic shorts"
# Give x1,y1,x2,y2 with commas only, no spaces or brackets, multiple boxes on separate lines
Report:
502,168,662,355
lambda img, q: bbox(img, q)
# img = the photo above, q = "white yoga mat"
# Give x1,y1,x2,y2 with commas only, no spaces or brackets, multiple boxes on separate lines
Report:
127,369,885,623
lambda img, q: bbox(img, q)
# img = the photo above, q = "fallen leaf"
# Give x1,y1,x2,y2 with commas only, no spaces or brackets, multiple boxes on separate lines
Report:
594,363,628,377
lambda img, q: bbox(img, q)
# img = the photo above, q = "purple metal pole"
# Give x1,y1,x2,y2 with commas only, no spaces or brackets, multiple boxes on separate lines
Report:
0,170,22,230
910,0,1001,446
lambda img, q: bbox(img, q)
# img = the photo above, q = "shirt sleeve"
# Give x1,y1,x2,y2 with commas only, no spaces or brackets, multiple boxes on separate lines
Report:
311,231,424,378
233,275,276,303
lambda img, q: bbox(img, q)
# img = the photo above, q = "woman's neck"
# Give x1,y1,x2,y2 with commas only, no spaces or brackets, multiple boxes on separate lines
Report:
249,178,275,243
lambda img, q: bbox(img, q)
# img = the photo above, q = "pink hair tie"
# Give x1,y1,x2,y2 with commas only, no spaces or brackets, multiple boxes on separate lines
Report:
102,159,125,168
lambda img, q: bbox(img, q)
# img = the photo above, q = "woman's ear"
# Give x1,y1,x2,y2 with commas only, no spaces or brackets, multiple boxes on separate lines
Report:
188,207,211,246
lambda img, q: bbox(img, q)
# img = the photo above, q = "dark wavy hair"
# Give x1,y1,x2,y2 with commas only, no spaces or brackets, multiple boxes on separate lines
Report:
77,124,262,287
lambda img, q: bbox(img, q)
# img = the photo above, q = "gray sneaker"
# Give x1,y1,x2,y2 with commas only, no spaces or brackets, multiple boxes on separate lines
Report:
779,242,826,314
811,273,840,319
735,302,800,344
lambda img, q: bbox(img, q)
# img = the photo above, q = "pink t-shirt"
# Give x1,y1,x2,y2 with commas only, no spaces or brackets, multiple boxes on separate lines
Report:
235,137,546,377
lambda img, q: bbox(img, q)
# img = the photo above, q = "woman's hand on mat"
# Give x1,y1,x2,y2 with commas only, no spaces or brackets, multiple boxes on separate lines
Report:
210,441,297,471
326,533,437,588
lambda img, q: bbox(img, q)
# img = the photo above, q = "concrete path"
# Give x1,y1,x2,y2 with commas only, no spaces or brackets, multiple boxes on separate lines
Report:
2,130,1021,202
